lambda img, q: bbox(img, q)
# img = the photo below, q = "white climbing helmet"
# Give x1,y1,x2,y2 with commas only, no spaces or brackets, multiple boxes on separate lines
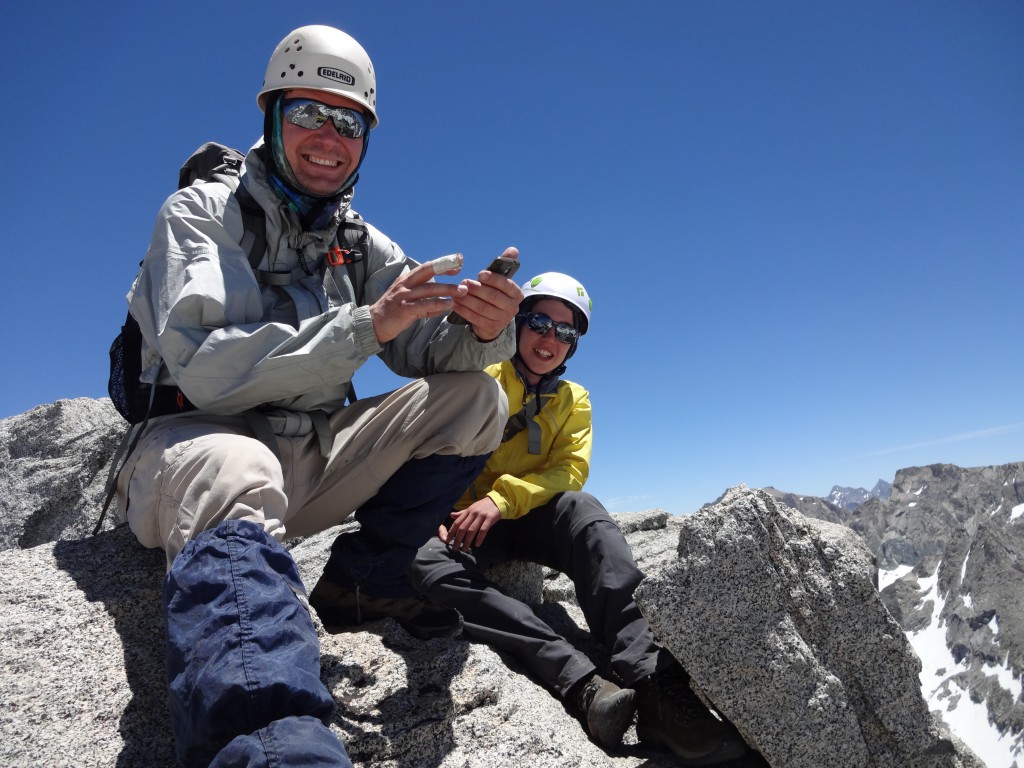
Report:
520,272,592,335
257,25,379,128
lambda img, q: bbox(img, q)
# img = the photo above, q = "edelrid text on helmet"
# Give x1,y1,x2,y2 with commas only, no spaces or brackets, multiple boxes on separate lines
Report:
258,25,379,128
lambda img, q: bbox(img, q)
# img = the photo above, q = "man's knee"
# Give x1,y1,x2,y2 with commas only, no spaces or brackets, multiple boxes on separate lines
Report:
127,427,286,563
421,372,509,455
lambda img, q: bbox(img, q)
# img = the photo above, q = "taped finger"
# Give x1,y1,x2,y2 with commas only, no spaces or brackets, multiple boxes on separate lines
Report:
432,253,463,275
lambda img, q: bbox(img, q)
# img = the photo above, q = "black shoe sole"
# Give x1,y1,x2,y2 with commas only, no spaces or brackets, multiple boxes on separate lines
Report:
637,723,747,766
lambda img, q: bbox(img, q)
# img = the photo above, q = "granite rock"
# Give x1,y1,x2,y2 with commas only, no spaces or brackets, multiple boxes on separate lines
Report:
0,400,990,767
634,485,983,768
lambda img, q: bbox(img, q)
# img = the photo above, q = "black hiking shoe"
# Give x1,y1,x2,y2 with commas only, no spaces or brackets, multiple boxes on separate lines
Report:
310,578,463,640
635,664,747,766
573,673,637,750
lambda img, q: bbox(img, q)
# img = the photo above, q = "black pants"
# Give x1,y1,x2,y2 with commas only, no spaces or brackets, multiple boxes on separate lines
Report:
322,453,488,597
408,492,665,697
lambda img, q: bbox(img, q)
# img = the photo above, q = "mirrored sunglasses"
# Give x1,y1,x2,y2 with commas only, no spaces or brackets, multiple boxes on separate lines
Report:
520,312,579,345
282,98,368,139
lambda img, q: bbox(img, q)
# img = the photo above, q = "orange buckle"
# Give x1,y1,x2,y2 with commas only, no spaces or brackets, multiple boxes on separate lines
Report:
327,247,350,266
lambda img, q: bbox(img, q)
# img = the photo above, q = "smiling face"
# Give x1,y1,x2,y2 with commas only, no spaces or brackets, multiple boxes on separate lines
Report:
280,88,366,195
515,298,577,385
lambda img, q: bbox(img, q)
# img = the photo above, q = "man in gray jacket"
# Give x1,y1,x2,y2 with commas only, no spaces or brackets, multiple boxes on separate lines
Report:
116,24,521,768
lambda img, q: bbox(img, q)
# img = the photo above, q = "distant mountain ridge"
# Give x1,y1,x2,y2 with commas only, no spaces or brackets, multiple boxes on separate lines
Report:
826,479,893,511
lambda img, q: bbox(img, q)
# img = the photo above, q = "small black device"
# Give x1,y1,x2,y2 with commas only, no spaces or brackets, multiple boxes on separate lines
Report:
448,256,521,324
483,255,521,279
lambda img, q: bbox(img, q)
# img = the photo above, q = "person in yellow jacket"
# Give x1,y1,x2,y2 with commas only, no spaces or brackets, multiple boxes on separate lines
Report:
409,273,748,765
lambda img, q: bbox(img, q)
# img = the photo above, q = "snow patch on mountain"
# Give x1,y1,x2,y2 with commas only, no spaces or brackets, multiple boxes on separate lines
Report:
903,568,1018,768
879,565,913,591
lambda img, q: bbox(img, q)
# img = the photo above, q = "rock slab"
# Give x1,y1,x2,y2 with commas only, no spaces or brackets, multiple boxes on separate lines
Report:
634,484,983,768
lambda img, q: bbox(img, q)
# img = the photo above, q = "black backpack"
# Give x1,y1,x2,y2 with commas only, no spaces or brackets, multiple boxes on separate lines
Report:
107,142,367,424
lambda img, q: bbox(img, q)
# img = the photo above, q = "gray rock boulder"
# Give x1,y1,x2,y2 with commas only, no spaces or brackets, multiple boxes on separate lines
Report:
0,398,122,549
0,524,643,768
635,485,982,768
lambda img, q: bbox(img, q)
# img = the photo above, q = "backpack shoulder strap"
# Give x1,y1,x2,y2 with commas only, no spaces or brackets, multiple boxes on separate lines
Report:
327,213,369,405
330,213,369,306
178,143,270,281
233,183,269,275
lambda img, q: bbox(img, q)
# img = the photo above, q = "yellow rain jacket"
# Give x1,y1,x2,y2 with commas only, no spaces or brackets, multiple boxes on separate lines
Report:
455,359,592,520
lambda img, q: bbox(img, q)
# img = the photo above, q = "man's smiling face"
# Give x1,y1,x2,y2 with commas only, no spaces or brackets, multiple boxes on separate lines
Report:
280,88,366,196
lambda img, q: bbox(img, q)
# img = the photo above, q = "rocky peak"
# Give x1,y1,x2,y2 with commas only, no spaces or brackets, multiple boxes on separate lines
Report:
0,400,999,766
826,479,892,512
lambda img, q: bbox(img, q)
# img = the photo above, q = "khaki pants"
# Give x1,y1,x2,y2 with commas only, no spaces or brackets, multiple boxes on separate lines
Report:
118,372,507,566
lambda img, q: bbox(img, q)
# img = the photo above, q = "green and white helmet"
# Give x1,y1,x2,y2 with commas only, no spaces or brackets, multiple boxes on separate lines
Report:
257,25,379,128
520,272,592,335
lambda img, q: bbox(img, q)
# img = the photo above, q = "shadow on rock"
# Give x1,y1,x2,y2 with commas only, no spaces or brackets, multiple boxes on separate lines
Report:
321,620,471,767
51,524,176,767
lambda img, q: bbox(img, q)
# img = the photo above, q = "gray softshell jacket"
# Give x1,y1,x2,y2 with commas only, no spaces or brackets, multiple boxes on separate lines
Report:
127,141,515,417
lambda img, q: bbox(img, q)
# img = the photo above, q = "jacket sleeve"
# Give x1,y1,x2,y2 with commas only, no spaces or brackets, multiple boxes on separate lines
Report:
487,386,593,520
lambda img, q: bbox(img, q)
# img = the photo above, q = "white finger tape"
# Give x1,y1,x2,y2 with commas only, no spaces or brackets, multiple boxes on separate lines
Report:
432,253,464,274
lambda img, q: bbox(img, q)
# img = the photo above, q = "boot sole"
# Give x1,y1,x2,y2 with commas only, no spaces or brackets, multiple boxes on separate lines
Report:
636,723,747,766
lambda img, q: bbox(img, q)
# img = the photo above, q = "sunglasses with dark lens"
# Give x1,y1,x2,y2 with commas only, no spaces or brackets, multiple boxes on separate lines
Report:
520,312,580,345
281,98,368,139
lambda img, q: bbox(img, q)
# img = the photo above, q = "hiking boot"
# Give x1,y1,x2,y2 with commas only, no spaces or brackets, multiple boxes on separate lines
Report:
573,673,637,750
635,665,747,766
309,578,463,640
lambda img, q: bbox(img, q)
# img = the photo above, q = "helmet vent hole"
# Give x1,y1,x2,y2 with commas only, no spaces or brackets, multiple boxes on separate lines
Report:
297,71,304,77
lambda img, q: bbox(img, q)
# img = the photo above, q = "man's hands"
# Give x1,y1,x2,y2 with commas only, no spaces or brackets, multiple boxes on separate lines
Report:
439,497,501,551
369,258,466,344
449,247,524,341
369,247,523,344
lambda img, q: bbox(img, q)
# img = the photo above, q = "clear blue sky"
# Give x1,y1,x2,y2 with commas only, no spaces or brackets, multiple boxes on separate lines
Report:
3,1,1021,514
